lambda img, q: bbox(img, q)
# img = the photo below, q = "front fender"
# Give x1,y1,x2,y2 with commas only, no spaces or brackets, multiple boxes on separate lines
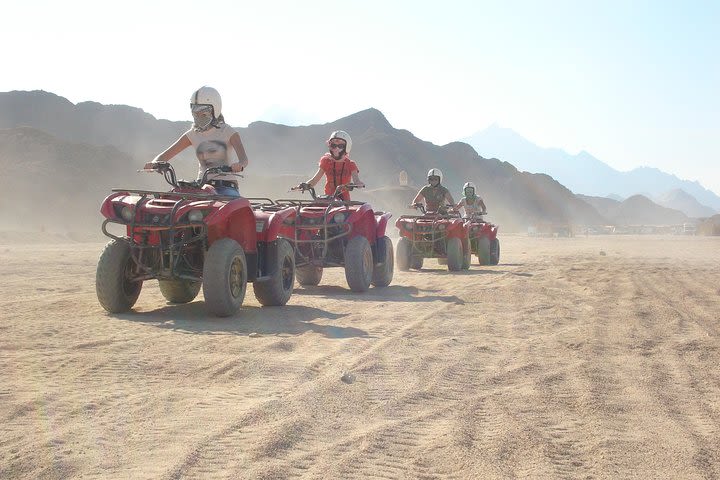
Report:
206,198,257,253
264,207,297,241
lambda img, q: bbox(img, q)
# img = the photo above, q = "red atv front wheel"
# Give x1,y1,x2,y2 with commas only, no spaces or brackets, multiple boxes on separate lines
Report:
202,239,247,317
96,238,143,313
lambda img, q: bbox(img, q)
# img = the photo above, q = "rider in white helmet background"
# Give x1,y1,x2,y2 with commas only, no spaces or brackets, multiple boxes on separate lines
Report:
298,130,365,201
144,86,248,197
410,168,455,213
455,182,487,217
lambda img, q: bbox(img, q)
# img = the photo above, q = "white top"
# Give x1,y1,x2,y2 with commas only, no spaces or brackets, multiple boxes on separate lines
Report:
459,196,484,216
185,124,239,183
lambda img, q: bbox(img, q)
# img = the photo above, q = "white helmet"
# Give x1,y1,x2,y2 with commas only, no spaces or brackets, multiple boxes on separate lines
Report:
427,168,443,183
190,86,222,118
327,130,352,153
463,181,476,194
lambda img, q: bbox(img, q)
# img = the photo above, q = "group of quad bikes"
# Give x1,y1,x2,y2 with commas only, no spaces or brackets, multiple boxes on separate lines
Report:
95,163,499,317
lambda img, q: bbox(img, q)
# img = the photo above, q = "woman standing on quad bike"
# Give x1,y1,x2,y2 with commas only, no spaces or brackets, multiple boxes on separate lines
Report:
143,86,248,197
455,182,487,218
410,168,455,213
297,130,365,201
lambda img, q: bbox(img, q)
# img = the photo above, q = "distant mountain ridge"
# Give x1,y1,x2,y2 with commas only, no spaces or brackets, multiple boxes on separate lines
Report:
654,189,716,218
0,90,610,232
2,90,695,233
462,124,720,213
578,194,689,226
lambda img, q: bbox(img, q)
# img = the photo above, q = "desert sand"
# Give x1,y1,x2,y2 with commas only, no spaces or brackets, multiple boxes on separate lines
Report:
1,234,719,479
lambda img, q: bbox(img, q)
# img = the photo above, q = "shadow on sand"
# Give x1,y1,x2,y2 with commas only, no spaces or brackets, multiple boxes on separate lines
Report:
115,303,367,339
418,266,533,277
293,284,465,305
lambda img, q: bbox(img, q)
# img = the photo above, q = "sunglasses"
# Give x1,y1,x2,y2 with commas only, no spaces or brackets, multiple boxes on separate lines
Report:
329,143,346,149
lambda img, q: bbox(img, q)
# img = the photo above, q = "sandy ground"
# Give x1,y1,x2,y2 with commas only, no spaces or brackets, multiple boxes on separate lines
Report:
1,234,719,479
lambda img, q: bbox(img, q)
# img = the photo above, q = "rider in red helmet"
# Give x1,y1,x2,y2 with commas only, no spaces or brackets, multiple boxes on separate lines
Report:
298,130,365,201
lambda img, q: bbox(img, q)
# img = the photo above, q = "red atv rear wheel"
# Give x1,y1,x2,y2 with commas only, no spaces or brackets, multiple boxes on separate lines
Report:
253,238,295,306
476,237,491,265
489,238,500,265
159,280,201,304
397,237,412,271
296,265,323,286
371,236,394,287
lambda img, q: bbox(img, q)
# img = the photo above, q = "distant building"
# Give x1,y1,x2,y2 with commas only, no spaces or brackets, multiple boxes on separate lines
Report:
399,170,408,186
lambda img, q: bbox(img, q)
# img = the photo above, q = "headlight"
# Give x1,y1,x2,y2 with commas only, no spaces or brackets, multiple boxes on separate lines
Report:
471,226,478,232
188,209,204,222
256,221,266,232
120,206,134,222
438,224,446,230
333,212,348,224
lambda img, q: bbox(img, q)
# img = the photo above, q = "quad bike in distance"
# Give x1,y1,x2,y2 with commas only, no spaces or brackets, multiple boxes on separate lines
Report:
464,212,500,265
258,183,393,292
395,203,471,272
96,162,295,317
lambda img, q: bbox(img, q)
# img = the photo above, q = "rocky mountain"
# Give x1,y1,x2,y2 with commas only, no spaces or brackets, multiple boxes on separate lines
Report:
462,124,720,212
0,90,188,160
0,91,608,233
0,127,148,232
654,189,717,218
578,194,689,226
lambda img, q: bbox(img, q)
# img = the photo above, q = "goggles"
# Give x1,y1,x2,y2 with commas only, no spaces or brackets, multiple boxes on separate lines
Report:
191,104,213,129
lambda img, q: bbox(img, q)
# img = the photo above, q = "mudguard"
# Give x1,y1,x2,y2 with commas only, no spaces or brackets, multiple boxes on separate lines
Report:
375,212,393,238
263,207,297,241
206,198,258,253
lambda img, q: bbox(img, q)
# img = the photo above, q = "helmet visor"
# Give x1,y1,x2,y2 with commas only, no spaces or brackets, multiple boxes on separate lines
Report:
191,104,213,129
464,187,475,196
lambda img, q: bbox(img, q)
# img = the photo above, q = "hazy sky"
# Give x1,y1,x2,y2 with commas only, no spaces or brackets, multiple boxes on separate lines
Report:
2,0,719,193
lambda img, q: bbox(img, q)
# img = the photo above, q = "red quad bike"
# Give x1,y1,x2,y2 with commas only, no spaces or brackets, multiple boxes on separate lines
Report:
259,183,394,292
465,212,500,265
395,203,471,272
96,162,295,317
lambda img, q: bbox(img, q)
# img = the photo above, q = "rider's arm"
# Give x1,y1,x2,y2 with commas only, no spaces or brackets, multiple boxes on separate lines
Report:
145,134,192,168
455,198,465,210
351,171,365,188
410,190,424,206
479,198,487,213
445,191,456,205
229,132,249,172
305,168,324,187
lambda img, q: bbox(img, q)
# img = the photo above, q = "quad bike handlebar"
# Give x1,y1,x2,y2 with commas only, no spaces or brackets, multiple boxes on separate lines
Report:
141,162,242,189
409,203,458,216
291,182,364,200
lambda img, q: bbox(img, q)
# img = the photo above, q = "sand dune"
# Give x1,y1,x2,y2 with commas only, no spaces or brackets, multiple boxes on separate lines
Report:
1,235,719,478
